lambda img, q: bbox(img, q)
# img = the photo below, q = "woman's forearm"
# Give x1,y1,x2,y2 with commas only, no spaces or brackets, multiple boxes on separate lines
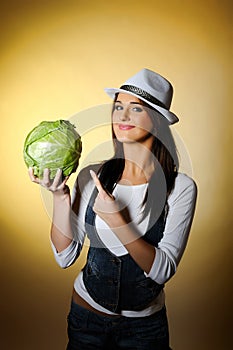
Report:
110,220,156,274
28,168,81,254
50,193,73,253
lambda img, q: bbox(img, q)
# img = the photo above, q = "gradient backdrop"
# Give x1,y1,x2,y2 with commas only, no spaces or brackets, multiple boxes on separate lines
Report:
0,1,232,349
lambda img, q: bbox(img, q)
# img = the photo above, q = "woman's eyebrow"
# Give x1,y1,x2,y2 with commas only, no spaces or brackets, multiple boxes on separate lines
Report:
115,100,143,105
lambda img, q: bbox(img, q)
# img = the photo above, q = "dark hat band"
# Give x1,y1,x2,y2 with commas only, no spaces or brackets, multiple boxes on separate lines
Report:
120,85,167,109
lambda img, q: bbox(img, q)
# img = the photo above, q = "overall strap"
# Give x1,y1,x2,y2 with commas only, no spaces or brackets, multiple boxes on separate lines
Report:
85,187,115,251
143,206,167,246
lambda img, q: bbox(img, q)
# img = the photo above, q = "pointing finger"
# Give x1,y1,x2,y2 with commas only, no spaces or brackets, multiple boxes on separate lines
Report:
90,170,105,197
90,170,115,201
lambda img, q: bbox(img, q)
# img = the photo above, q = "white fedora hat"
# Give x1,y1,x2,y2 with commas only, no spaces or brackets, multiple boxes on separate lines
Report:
104,68,179,124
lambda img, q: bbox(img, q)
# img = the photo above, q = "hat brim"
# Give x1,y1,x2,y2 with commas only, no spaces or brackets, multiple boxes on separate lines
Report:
104,87,179,125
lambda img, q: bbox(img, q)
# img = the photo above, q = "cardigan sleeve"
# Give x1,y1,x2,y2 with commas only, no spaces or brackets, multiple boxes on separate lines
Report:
50,239,83,268
145,173,197,284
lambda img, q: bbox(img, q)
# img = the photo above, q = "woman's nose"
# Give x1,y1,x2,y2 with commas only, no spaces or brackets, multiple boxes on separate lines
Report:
119,107,130,121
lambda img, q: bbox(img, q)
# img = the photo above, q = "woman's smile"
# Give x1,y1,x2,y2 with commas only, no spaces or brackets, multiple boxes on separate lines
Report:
118,124,135,130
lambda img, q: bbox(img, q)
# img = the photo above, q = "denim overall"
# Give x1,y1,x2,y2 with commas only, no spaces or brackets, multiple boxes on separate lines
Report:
82,187,166,313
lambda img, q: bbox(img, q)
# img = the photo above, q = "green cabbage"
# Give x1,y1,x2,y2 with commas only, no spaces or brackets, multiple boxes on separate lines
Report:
23,120,82,179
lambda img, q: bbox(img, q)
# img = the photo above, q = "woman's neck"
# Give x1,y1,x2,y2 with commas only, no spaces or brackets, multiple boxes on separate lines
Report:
120,143,155,185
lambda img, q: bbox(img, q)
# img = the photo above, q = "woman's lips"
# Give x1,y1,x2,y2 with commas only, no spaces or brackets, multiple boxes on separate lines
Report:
118,124,135,130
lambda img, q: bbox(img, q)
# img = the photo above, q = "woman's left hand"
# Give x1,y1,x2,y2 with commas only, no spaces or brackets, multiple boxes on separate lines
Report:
90,170,126,228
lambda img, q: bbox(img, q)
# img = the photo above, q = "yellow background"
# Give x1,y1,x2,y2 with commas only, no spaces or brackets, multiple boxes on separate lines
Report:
0,0,232,349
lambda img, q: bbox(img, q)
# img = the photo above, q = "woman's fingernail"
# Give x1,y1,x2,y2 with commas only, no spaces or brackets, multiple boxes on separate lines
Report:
90,170,95,177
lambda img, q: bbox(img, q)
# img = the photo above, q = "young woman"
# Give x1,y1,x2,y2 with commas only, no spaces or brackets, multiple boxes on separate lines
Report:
29,68,197,349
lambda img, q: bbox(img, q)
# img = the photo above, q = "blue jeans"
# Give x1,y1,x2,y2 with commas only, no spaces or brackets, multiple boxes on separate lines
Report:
66,301,172,349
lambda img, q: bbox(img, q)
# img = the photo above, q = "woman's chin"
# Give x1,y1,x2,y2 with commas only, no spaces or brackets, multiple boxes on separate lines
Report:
117,137,135,143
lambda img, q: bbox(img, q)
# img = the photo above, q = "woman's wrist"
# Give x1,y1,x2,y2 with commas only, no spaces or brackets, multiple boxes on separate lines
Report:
106,211,129,230
53,189,71,205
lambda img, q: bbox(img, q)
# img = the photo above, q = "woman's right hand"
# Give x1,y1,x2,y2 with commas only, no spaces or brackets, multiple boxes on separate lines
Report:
28,167,70,198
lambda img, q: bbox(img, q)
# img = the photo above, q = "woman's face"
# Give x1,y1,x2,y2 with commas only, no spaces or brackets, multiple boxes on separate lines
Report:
112,93,154,145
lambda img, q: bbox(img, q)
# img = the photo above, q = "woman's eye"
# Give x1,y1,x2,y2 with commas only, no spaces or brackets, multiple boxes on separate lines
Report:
114,104,123,111
132,106,143,112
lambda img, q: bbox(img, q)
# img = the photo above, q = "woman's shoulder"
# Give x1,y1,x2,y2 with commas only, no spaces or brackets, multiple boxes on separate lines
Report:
175,172,197,189
168,172,197,204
